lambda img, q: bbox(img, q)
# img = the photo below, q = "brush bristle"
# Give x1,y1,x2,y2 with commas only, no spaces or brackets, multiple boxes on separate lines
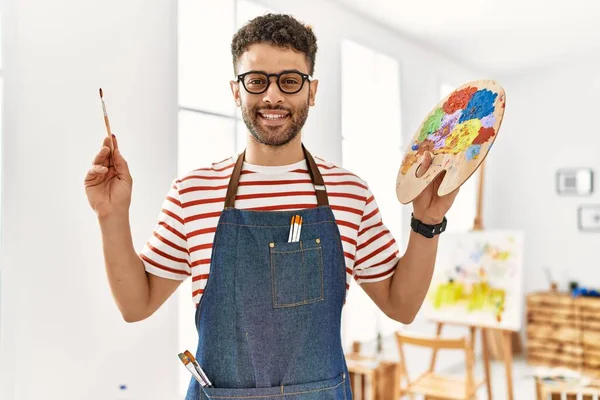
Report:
184,350,196,362
99,88,103,98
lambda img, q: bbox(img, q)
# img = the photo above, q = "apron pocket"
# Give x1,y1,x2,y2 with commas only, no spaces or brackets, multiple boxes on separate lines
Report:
200,372,347,400
269,238,324,308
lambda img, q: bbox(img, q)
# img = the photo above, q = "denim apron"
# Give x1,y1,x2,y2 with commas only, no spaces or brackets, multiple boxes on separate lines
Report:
185,145,351,400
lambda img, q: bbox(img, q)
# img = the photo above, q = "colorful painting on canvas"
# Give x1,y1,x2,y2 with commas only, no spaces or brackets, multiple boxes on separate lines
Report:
396,80,505,204
422,230,524,331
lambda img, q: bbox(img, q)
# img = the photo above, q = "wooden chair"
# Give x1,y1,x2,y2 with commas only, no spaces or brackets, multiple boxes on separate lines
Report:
394,331,484,400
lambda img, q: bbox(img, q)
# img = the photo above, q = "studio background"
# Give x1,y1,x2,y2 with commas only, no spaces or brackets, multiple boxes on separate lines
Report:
0,0,598,399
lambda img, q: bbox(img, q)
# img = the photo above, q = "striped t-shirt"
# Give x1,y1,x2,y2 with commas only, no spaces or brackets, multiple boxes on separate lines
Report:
139,153,401,305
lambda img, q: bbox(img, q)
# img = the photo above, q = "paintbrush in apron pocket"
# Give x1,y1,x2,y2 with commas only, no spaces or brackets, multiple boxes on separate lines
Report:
182,350,214,388
178,351,213,388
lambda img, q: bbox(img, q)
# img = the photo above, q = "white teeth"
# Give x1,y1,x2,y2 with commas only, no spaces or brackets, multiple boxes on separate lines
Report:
261,113,287,120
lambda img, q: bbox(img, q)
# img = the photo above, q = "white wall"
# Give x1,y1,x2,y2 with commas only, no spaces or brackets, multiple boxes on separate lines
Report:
488,62,600,330
0,0,180,399
0,0,485,399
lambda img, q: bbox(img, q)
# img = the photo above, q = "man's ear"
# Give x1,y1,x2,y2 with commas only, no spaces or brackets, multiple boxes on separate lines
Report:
308,79,319,107
230,80,241,107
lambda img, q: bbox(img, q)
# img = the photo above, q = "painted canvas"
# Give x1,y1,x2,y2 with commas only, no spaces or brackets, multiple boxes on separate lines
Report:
422,230,524,331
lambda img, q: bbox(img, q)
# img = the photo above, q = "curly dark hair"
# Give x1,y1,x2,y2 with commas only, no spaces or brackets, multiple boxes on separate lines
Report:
231,13,318,76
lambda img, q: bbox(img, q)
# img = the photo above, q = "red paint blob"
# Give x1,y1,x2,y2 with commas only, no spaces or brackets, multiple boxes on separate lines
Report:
443,86,478,114
472,126,495,145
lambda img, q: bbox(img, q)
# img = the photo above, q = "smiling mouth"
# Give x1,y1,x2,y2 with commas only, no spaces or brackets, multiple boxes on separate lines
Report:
258,111,289,120
257,111,290,125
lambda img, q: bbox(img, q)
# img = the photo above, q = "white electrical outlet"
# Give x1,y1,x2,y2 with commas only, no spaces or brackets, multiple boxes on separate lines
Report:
578,205,600,231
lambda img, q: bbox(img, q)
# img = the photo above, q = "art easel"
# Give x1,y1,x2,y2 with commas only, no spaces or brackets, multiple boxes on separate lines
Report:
428,160,516,400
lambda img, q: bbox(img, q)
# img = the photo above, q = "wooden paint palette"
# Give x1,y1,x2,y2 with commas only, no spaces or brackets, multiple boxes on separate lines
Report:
396,79,506,204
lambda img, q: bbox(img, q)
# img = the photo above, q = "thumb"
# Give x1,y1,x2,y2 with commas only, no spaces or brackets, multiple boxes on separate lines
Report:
416,151,433,178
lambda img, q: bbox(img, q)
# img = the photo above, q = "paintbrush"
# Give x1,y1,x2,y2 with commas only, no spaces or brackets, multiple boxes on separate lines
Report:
183,350,213,388
98,88,114,167
178,352,204,385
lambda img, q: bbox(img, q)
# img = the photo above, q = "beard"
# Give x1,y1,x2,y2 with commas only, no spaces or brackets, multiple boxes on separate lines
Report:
241,101,309,147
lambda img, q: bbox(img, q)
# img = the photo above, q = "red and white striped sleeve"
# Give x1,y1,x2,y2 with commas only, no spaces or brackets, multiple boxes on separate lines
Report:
353,186,401,285
139,179,192,280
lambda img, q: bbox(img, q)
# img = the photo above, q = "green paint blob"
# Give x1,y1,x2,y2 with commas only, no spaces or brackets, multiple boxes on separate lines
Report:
418,108,444,142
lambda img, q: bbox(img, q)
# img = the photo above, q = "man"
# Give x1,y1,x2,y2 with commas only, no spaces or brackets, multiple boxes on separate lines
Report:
84,13,458,400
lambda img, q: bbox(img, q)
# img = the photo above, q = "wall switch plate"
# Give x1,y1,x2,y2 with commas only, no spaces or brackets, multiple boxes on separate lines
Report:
557,168,594,195
578,205,600,232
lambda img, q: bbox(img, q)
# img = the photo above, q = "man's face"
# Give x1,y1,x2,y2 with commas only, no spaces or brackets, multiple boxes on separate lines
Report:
231,43,318,147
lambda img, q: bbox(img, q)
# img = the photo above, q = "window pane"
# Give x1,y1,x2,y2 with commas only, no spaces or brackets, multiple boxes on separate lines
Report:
0,14,2,69
177,110,235,176
341,39,402,242
0,78,3,243
340,40,403,345
341,40,402,148
178,0,236,116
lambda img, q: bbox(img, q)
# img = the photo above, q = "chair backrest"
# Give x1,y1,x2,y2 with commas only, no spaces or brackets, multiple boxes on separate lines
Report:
395,331,469,350
394,330,476,397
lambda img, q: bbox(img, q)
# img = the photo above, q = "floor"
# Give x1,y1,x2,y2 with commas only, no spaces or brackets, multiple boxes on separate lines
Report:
353,331,539,399
443,354,536,399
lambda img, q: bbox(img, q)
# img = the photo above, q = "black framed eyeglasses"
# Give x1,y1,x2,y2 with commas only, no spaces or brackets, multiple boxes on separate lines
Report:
237,69,311,94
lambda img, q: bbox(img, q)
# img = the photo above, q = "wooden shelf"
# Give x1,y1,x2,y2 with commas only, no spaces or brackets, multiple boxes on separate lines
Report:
526,291,600,377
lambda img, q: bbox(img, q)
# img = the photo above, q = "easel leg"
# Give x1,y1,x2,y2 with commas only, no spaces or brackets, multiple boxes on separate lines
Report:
368,372,375,400
481,328,493,400
429,322,443,371
502,330,514,400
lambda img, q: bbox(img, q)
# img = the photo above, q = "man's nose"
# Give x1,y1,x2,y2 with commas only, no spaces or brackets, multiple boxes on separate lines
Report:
262,78,285,104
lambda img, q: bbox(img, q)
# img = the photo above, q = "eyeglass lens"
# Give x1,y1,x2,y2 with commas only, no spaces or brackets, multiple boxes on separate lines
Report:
243,72,304,94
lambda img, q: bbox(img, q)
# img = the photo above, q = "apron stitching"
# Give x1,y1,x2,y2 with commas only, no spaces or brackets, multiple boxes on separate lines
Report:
269,244,326,308
270,241,325,308
300,241,306,303
270,248,320,255
218,221,336,229
319,244,325,299
270,247,277,308
273,297,323,308
195,214,225,324
206,379,346,399
331,218,349,304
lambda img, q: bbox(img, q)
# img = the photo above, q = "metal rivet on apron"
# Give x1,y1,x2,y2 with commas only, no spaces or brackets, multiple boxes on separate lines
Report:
315,238,320,244
269,242,275,248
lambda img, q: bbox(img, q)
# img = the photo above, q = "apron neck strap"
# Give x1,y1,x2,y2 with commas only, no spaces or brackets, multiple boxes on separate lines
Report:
224,144,329,209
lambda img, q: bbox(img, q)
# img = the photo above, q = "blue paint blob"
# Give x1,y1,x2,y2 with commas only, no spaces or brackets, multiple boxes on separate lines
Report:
411,144,419,151
466,144,481,160
459,89,497,123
